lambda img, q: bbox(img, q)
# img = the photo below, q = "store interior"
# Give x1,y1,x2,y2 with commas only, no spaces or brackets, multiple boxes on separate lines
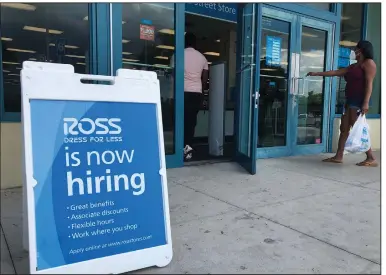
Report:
184,13,237,162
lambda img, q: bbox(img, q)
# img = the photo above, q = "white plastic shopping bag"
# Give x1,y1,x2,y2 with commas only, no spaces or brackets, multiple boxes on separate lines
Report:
344,114,371,154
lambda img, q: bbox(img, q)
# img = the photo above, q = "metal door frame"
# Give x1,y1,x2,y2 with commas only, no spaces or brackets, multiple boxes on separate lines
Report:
234,3,261,174
256,6,335,158
291,16,334,155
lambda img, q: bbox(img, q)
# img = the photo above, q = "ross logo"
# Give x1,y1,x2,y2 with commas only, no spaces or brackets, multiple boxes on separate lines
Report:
63,118,122,135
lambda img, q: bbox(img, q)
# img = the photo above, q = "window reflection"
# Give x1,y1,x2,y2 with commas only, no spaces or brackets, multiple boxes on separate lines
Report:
301,3,331,11
366,3,381,115
1,3,90,113
336,3,364,114
238,4,254,156
121,3,175,155
258,17,289,148
298,26,326,145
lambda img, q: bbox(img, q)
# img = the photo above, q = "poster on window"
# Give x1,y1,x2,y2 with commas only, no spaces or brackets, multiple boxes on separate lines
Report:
266,36,282,67
140,24,155,41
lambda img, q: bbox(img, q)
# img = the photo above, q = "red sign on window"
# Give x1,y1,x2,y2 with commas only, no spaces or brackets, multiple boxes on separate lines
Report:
140,24,155,41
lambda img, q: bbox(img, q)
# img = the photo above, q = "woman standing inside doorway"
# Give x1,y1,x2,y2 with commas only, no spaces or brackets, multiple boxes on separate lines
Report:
307,40,378,167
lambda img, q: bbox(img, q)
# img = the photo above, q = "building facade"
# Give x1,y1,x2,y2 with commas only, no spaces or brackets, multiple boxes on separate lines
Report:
0,3,381,187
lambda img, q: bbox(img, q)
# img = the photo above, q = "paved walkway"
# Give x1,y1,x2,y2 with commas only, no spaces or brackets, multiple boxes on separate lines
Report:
1,152,381,274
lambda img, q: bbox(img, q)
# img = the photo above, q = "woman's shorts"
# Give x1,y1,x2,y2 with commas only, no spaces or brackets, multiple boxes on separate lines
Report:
343,98,363,115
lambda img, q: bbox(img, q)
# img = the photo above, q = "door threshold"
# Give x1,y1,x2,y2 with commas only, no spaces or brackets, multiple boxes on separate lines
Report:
184,158,233,167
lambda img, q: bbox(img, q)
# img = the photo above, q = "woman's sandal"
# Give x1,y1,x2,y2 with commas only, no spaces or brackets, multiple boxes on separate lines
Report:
322,157,343,164
356,160,378,167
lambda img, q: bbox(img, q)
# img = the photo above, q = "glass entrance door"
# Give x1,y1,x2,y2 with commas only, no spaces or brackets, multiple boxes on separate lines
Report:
234,3,260,174
257,7,333,158
257,9,296,158
293,17,333,154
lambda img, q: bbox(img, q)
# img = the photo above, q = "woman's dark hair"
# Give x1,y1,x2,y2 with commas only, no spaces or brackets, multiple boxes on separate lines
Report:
357,40,374,59
185,32,196,49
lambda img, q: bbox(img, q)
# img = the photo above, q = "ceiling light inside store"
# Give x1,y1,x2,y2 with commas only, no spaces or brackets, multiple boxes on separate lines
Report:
49,43,79,49
123,58,139,62
155,56,168,60
65,54,85,59
260,74,286,79
208,62,212,65
1,3,36,11
23,26,63,34
302,52,323,58
159,29,175,35
154,64,169,68
3,70,10,73
302,65,324,69
215,39,220,42
339,40,357,47
29,58,37,61
302,32,318,38
261,68,277,71
77,62,86,65
7,48,36,53
122,52,132,55
65,44,79,49
1,37,13,42
341,16,350,20
122,39,130,43
156,45,174,50
84,15,125,24
3,61,19,65
8,73,19,76
204,52,220,57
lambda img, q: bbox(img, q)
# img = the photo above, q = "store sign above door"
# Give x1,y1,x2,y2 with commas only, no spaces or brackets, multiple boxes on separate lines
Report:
185,3,237,23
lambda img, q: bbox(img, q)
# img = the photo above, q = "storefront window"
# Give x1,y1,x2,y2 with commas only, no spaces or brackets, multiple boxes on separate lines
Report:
301,3,331,11
335,3,364,114
1,3,90,113
121,3,175,154
366,3,381,115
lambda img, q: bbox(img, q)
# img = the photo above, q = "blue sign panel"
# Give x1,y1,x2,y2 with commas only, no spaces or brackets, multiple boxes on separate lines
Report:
266,36,282,67
30,100,166,270
338,57,350,68
339,47,351,58
185,3,237,23
141,19,152,25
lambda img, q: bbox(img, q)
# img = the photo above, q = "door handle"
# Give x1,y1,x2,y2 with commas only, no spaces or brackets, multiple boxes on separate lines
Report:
252,91,259,108
292,77,305,96
299,78,306,96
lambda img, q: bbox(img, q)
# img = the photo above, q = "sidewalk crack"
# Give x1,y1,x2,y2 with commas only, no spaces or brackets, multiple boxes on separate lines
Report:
0,224,17,274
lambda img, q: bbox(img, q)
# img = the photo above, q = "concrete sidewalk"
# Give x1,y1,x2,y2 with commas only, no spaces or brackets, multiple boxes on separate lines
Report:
1,152,381,274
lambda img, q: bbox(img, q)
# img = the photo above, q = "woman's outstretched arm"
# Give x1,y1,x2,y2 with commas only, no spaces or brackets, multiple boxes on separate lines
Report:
306,67,349,77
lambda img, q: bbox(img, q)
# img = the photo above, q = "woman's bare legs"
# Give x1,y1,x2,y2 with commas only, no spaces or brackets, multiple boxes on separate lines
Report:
323,106,359,163
356,147,378,166
324,105,378,166
365,148,376,161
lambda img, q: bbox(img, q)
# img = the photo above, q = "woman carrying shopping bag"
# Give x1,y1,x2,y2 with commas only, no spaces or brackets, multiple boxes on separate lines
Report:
307,40,378,167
